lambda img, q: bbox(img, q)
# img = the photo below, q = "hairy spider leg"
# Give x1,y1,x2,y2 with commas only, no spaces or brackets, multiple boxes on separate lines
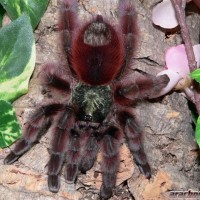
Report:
114,73,169,105
41,63,71,92
64,128,100,184
64,128,81,183
4,104,64,164
118,111,151,178
59,0,78,75
100,126,121,199
78,132,99,173
117,0,138,79
48,106,75,192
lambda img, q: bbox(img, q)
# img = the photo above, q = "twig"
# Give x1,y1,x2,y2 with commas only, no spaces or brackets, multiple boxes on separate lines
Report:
171,0,197,71
171,0,200,113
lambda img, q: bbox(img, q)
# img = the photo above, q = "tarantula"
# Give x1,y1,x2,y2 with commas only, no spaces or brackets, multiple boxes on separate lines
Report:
4,0,169,199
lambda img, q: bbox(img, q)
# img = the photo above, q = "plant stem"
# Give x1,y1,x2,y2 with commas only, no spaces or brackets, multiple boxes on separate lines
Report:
171,0,200,113
171,0,196,71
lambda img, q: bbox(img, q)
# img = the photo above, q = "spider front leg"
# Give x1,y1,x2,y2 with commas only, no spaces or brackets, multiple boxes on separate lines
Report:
4,103,64,165
64,128,99,184
64,129,81,183
48,106,75,192
78,132,99,173
100,126,121,199
118,111,151,178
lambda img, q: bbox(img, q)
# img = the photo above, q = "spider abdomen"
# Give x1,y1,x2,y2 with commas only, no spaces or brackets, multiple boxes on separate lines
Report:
72,84,112,122
71,16,124,85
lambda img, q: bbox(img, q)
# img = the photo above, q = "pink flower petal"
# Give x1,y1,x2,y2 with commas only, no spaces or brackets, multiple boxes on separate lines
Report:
152,0,179,29
165,44,190,77
193,44,200,68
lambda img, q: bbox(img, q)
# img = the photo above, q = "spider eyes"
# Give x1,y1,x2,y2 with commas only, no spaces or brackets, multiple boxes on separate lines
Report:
83,114,93,121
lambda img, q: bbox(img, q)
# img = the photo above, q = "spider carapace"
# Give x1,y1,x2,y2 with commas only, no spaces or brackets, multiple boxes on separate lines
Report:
4,0,169,199
73,84,112,123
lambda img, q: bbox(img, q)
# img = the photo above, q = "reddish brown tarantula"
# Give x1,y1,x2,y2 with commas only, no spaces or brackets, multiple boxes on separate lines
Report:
4,0,169,199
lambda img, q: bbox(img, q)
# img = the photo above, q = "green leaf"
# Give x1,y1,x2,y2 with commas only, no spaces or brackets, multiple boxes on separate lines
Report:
0,0,49,29
0,100,21,148
0,3,5,27
190,68,200,83
195,116,200,148
0,14,35,102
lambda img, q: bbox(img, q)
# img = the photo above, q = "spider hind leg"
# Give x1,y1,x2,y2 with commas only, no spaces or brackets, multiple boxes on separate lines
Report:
117,0,138,79
59,0,78,75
